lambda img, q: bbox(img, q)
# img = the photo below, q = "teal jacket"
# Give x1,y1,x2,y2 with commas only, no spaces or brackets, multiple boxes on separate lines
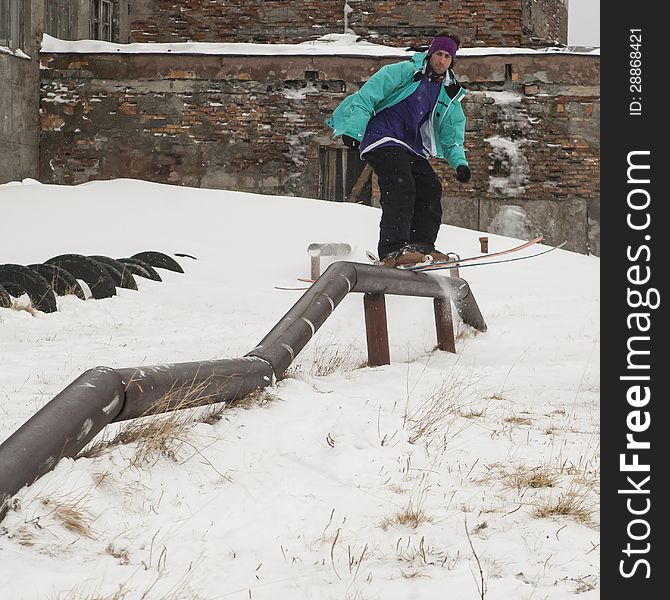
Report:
325,52,468,169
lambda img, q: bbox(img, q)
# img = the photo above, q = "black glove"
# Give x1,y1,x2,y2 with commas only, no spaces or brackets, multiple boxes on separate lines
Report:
456,165,471,183
342,135,360,149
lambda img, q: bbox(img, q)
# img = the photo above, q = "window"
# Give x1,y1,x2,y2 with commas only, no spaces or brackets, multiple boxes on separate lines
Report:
0,0,21,49
319,146,372,204
45,0,72,40
90,0,113,41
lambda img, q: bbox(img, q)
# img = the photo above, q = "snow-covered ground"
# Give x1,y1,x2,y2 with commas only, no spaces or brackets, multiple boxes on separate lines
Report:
0,179,599,599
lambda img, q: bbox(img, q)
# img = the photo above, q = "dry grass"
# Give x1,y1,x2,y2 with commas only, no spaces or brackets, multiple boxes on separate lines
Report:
400,568,428,579
471,521,489,534
285,341,365,378
395,535,452,569
50,588,129,600
78,410,192,467
78,380,276,465
503,415,533,426
381,474,433,531
403,374,479,445
533,488,594,523
228,386,277,410
504,465,560,492
381,505,432,531
13,526,36,546
50,561,198,599
40,496,94,538
105,542,130,565
456,408,486,420
562,459,600,490
572,574,599,593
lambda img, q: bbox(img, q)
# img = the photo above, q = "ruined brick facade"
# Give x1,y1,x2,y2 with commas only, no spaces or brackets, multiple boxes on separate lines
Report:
39,49,599,254
129,0,568,48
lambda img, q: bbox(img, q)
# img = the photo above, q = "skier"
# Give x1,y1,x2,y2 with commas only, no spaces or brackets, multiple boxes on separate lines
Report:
326,32,471,267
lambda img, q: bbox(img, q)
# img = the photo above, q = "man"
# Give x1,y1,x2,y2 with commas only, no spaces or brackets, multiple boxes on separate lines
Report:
326,32,471,267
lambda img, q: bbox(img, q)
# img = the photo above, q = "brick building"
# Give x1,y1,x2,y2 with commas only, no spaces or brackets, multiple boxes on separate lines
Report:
2,1,600,254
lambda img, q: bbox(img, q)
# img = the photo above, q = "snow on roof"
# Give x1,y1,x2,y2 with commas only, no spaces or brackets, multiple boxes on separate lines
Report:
40,33,600,57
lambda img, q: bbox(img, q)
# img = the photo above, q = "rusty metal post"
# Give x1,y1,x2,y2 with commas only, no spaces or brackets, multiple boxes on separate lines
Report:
307,243,352,280
479,236,489,253
310,255,320,280
363,293,390,366
434,297,456,353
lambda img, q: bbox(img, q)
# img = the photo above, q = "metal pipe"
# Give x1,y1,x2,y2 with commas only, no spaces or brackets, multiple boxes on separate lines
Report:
0,259,486,522
348,262,487,332
113,357,274,422
307,243,352,257
307,243,352,279
247,262,358,378
310,256,320,280
0,367,125,520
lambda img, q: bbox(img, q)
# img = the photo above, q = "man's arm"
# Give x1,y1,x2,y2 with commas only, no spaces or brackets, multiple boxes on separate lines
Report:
326,61,410,142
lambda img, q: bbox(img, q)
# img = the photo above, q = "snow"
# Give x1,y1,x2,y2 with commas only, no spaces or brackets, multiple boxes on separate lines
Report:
0,45,31,59
40,33,600,56
470,91,523,106
0,178,599,598
486,136,531,197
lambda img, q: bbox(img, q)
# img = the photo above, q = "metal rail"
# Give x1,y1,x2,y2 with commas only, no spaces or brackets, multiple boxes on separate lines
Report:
0,261,486,520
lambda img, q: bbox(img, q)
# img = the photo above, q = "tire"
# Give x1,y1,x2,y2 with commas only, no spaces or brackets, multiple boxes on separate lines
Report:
28,263,86,299
44,254,117,299
131,251,184,273
88,256,138,290
116,257,162,281
0,264,58,313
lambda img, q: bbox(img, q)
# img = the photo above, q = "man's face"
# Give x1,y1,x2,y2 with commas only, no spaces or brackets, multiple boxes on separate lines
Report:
429,50,453,75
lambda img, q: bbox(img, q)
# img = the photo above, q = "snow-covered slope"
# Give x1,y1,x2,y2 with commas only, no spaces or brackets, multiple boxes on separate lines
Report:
0,179,599,599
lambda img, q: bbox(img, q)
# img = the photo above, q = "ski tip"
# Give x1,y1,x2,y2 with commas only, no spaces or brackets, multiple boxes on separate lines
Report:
365,250,380,265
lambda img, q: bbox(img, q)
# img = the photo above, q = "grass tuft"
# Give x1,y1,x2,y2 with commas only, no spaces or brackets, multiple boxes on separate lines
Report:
78,379,276,464
504,465,560,492
533,489,594,523
40,497,94,538
404,374,479,445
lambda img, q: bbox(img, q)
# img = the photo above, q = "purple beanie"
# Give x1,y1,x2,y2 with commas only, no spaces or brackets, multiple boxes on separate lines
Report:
427,36,458,58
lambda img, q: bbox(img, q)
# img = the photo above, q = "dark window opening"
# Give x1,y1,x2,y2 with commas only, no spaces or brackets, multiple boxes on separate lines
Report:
90,0,113,41
319,147,372,205
0,0,21,49
45,0,72,40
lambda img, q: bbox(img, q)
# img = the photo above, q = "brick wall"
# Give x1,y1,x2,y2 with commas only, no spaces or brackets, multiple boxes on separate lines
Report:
129,1,566,48
39,50,599,254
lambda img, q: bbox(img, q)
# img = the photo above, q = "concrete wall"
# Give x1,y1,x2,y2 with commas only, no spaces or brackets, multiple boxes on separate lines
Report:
0,0,135,185
38,51,599,254
129,0,567,48
0,0,41,184
521,0,568,46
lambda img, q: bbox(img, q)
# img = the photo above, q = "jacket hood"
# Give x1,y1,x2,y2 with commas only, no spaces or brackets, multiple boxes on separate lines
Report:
412,51,429,68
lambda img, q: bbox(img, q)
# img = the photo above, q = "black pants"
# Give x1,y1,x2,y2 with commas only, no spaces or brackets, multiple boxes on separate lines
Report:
365,146,443,258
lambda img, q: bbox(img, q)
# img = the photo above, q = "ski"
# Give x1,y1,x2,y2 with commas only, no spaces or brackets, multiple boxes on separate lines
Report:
406,240,567,272
275,284,311,290
279,236,559,290
397,234,545,271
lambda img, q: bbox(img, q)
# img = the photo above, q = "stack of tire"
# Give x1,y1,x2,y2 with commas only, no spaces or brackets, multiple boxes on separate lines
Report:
0,252,185,314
